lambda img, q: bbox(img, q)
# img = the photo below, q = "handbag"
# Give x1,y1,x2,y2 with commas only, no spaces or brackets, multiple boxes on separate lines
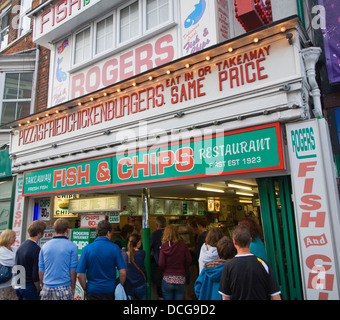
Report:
0,265,12,283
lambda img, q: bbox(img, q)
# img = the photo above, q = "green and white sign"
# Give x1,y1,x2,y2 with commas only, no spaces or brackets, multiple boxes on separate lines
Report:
71,228,96,255
23,123,284,196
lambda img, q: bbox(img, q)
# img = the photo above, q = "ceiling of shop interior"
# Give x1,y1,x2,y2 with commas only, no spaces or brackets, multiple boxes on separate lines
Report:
114,179,259,200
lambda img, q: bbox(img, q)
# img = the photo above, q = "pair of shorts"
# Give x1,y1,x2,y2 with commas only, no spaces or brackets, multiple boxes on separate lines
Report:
40,285,73,300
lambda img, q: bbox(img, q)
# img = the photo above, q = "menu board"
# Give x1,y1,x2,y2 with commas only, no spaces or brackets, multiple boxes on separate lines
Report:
68,196,120,213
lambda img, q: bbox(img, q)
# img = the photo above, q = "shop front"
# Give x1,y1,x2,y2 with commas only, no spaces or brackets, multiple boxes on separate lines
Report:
8,17,340,300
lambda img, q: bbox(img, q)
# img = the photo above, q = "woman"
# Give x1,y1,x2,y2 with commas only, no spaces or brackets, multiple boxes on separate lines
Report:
122,234,147,300
0,229,17,300
238,217,267,261
158,225,191,300
198,227,224,272
195,236,236,300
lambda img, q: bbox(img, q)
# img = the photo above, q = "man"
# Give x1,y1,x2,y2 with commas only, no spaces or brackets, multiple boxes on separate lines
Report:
219,225,281,300
39,218,78,300
76,220,126,300
15,220,47,300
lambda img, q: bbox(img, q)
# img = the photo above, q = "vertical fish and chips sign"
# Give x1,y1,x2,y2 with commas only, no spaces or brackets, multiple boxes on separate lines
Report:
287,119,340,300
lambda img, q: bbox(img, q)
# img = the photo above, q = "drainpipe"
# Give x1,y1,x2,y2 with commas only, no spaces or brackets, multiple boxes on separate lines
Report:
301,47,323,118
296,0,305,28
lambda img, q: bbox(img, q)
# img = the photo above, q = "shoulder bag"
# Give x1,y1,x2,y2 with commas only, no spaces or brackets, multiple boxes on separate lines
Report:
0,265,12,283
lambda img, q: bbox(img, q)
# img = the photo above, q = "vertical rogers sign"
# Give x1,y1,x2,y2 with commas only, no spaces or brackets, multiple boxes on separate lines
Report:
287,119,340,300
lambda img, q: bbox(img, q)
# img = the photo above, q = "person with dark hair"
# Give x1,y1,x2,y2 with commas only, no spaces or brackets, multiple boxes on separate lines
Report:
195,236,236,300
122,233,147,300
189,216,208,262
219,225,281,300
39,218,78,300
238,217,267,261
15,220,47,300
114,224,134,250
76,220,126,300
150,215,166,299
198,227,224,272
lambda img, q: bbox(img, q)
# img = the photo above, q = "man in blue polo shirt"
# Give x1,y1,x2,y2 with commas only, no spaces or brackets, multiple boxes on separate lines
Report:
76,220,126,300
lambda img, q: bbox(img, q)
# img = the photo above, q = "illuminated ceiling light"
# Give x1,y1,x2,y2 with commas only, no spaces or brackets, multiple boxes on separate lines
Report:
205,56,211,61
239,199,253,204
90,97,94,101
18,123,22,127
185,63,190,68
280,27,286,32
166,70,171,74
78,102,82,106
45,113,49,117
253,37,259,43
226,183,253,191
36,117,40,121
148,76,153,81
103,92,107,96
235,191,254,197
196,184,225,193
228,47,233,52
27,120,30,124
117,88,121,92
55,110,59,113
132,82,137,86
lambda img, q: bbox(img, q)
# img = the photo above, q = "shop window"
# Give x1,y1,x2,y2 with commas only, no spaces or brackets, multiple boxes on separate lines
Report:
74,27,91,65
95,14,114,55
146,0,169,30
0,72,33,126
0,7,10,51
18,0,32,37
119,1,140,43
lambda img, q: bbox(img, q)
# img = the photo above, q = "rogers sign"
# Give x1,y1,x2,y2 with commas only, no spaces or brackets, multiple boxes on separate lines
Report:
287,120,340,300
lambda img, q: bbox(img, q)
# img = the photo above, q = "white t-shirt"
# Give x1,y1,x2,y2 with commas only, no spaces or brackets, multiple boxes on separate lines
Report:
0,246,17,289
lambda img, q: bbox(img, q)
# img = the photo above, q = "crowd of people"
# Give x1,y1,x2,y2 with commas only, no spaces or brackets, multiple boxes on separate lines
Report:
0,215,281,300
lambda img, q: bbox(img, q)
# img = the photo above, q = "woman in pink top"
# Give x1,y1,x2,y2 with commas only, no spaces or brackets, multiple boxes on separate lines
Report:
158,225,191,300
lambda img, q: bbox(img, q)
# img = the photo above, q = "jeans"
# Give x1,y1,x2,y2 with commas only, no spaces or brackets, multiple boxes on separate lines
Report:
128,283,147,300
161,279,186,300
15,284,39,300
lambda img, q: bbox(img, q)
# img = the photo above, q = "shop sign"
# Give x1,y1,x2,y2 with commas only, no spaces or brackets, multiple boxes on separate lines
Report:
39,198,51,221
12,175,24,247
80,214,105,228
0,149,12,178
108,212,120,224
71,228,96,255
53,195,78,218
23,122,284,196
287,119,340,300
68,196,120,213
13,36,297,152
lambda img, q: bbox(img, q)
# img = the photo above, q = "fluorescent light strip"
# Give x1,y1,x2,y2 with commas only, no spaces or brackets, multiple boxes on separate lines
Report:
227,183,253,191
196,185,225,193
235,191,254,197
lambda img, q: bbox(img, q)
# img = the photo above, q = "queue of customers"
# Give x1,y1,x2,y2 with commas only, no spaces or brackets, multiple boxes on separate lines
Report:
0,215,281,300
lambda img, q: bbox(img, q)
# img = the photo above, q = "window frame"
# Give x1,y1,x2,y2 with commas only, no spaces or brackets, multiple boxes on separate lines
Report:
143,0,172,34
18,0,32,37
0,6,11,51
117,0,142,46
0,71,34,126
73,25,93,66
94,12,115,57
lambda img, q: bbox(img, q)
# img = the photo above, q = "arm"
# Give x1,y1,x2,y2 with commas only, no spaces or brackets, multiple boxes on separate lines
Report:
222,295,231,300
271,294,282,300
77,273,86,291
70,269,77,293
119,268,126,285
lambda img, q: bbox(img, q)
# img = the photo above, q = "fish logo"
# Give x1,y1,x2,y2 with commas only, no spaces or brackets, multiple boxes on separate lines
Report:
56,57,67,83
184,0,206,28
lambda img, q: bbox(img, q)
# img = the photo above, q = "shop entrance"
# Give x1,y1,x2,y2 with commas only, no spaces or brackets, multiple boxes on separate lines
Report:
258,176,303,300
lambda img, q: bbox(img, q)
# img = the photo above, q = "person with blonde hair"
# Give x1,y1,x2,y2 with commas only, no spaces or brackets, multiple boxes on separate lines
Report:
158,225,191,300
0,229,17,300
